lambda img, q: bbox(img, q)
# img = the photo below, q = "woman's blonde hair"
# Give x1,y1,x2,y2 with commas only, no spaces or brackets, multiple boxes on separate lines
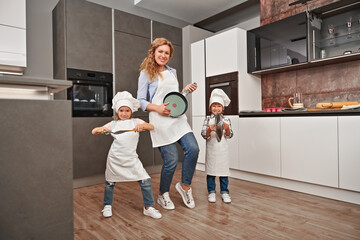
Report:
139,38,174,82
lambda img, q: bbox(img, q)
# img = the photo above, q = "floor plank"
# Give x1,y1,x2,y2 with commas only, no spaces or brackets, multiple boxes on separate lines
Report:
74,170,360,240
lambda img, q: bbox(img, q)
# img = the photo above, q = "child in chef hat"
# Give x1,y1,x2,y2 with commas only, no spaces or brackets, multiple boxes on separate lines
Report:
92,91,162,219
201,88,233,203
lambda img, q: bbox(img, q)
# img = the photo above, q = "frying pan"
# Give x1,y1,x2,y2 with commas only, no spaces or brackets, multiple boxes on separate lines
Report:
215,113,223,142
163,83,197,117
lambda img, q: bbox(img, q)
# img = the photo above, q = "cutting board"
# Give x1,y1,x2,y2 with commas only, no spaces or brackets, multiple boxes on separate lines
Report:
315,101,358,109
308,108,342,111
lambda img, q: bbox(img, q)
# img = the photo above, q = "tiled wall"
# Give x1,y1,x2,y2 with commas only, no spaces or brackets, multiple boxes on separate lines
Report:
260,0,360,109
262,60,360,109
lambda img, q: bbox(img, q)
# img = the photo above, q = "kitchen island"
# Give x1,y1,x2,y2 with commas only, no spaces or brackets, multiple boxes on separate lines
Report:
0,76,73,240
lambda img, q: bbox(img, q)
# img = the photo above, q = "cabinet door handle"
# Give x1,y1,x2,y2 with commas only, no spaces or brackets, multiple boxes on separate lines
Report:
210,82,230,88
254,47,257,68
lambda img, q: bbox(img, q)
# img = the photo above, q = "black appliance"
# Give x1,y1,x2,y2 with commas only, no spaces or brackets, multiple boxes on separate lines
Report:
206,71,238,115
67,68,113,117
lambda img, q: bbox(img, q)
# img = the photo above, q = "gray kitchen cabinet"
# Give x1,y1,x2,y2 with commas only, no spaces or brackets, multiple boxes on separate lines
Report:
72,117,113,179
114,11,154,168
114,10,151,38
152,21,183,90
53,0,112,74
0,99,73,240
114,31,150,98
152,21,182,46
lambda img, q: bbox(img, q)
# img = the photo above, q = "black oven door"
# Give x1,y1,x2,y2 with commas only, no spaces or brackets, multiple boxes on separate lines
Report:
206,72,238,115
68,80,113,117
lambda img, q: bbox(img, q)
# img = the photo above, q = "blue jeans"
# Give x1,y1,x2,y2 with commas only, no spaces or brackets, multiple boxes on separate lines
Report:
207,175,229,194
103,178,155,207
158,132,199,194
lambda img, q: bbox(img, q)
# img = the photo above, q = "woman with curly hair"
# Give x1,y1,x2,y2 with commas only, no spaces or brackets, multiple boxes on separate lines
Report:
137,38,199,210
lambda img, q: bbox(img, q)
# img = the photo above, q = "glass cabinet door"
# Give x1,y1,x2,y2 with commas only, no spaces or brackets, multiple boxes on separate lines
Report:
247,12,308,73
309,6,360,60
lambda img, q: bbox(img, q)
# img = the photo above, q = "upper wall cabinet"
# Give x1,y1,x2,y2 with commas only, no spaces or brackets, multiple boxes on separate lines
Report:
247,12,308,74
205,29,240,77
309,4,360,61
0,0,26,74
114,10,150,38
247,1,360,75
53,0,112,75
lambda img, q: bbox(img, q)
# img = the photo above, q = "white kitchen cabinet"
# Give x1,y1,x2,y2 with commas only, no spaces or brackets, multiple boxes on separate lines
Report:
238,117,281,176
281,117,338,187
191,40,206,116
228,115,239,170
192,115,238,169
0,26,26,67
0,0,26,73
0,0,26,28
204,28,262,111
338,116,360,192
205,29,239,77
192,116,206,164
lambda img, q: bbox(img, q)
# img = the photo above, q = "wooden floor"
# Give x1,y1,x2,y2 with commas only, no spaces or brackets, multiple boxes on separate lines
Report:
74,170,360,240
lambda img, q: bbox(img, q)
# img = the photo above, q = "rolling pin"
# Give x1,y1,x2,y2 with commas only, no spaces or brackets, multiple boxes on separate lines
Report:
316,101,359,109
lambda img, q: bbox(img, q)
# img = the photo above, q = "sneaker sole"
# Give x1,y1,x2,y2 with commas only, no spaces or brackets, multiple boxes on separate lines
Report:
157,198,175,210
175,183,195,209
143,212,162,219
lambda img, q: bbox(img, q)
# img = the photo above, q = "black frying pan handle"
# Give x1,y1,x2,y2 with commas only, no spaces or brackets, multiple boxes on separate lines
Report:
182,82,197,96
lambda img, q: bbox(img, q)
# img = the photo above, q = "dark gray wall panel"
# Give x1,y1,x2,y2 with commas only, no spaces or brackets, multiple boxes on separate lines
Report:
114,10,151,38
114,31,150,114
52,0,66,81
152,21,182,46
66,0,112,73
168,44,183,90
136,116,155,167
72,117,113,179
0,99,73,240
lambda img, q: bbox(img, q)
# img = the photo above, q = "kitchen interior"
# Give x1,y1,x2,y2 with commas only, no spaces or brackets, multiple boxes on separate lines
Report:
1,0,359,239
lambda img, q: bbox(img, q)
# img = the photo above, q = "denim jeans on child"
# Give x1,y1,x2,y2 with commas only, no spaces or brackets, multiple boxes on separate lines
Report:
207,175,229,194
103,178,154,207
158,132,199,194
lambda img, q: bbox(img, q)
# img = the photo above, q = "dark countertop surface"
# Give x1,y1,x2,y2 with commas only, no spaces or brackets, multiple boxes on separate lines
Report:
239,109,360,117
0,75,72,93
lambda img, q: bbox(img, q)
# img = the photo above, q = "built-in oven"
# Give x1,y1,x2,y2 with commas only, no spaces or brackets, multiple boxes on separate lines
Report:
67,68,113,117
206,71,238,115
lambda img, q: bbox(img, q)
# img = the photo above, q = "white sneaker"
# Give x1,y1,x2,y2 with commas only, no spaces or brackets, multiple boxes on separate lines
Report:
143,207,162,219
221,193,231,203
102,205,112,217
175,182,195,208
157,192,175,210
208,193,216,203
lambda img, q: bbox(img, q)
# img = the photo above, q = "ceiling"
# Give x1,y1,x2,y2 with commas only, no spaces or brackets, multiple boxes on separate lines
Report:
134,0,251,24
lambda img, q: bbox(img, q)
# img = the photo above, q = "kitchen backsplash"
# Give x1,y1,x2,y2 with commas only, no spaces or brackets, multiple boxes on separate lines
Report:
261,59,360,109
260,0,339,26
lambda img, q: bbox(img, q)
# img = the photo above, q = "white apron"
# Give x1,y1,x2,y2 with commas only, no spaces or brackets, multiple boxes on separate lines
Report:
149,70,192,147
205,117,230,176
105,119,150,182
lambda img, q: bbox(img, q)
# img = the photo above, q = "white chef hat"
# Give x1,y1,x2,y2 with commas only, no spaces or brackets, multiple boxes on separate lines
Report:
209,88,231,108
112,91,140,113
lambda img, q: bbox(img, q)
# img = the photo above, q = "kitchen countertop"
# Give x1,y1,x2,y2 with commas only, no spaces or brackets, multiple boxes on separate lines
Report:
0,75,72,94
239,109,360,117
